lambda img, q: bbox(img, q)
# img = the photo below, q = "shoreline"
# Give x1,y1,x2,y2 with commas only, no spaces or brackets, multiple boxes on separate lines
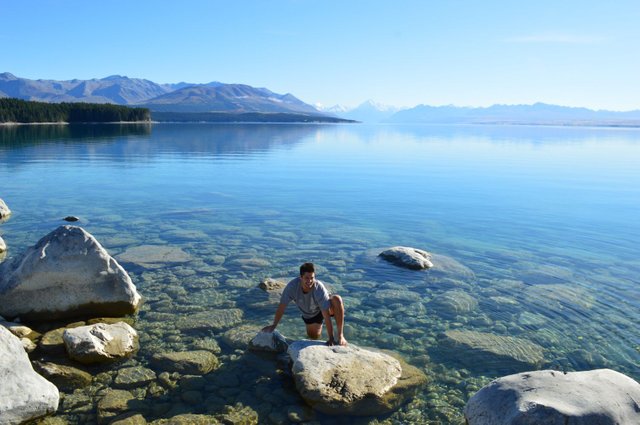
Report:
0,121,151,126
3,120,640,128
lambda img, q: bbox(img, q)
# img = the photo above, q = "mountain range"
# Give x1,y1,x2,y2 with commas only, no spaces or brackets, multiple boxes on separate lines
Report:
3,72,640,126
0,72,327,117
385,103,640,126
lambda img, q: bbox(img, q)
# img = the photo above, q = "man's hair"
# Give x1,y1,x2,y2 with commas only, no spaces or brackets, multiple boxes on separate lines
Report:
300,262,315,276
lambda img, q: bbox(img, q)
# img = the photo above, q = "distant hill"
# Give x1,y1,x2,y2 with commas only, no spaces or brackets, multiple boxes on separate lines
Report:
0,72,332,118
387,103,640,126
141,84,321,114
151,111,355,123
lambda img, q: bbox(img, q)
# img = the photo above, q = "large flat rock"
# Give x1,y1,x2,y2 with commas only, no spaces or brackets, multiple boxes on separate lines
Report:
288,340,426,416
465,369,640,425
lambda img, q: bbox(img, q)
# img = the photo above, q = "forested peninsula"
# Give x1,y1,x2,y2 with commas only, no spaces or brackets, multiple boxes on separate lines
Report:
0,98,150,124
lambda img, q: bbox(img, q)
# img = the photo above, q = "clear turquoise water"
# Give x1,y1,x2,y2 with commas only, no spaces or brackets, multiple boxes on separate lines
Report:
1,123,639,424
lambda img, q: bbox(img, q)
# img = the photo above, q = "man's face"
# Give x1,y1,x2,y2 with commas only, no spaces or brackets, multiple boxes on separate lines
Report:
301,272,315,291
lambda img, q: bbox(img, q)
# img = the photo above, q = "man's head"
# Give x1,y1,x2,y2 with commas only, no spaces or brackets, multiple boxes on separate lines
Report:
300,262,316,291
300,262,315,276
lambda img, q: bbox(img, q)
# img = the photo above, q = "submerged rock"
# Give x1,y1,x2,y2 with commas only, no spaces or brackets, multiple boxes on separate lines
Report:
379,246,433,270
440,330,545,373
175,309,244,332
151,350,220,375
288,340,427,416
63,322,139,364
116,244,192,269
216,403,258,424
258,277,287,292
114,366,157,389
464,369,640,425
149,413,221,424
0,226,141,321
33,361,93,391
39,327,70,355
428,290,478,317
97,389,135,425
524,283,595,312
0,326,59,425
222,324,262,349
248,331,289,353
430,253,476,281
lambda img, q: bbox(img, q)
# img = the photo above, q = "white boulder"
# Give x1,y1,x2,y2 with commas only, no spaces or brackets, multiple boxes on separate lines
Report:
0,225,141,320
464,369,640,425
379,246,433,270
288,340,426,415
0,235,6,253
0,198,10,220
0,326,59,424
63,322,139,364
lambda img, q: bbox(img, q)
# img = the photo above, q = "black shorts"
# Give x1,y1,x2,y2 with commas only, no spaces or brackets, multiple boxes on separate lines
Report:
302,311,334,325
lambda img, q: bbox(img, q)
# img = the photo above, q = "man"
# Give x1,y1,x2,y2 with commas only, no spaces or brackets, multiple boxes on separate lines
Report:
262,262,347,346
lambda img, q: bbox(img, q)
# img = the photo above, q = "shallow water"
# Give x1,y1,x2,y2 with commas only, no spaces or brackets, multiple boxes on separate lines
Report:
1,123,639,424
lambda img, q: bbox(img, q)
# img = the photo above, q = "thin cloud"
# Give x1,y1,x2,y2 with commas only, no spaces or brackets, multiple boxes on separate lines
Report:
506,32,608,44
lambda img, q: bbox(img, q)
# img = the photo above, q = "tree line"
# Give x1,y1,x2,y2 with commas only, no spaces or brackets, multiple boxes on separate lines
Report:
0,98,150,123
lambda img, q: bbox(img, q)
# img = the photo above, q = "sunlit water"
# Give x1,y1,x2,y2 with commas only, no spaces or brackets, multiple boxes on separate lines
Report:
1,123,639,424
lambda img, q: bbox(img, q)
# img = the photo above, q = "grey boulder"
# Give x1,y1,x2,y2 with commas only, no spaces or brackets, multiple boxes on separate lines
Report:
248,331,288,353
464,369,640,425
0,226,141,321
288,340,426,415
379,246,433,270
63,322,139,364
0,326,59,425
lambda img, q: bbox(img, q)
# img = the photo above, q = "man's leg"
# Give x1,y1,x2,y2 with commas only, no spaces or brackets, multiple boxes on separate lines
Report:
305,323,322,339
329,295,346,344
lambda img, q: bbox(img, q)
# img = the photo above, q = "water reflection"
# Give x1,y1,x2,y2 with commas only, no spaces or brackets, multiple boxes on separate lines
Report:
0,123,322,165
0,123,151,146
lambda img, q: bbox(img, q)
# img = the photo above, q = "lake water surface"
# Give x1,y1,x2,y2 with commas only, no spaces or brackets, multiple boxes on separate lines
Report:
1,123,639,424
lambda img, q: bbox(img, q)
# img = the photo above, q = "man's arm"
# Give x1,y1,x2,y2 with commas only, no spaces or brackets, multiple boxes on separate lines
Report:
262,302,287,333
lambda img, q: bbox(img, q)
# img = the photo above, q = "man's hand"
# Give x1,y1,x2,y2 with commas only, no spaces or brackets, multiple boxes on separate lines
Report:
334,334,347,346
326,335,348,346
261,324,276,333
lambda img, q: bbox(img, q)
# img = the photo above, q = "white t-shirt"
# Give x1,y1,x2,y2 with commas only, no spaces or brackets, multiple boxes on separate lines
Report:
280,277,331,319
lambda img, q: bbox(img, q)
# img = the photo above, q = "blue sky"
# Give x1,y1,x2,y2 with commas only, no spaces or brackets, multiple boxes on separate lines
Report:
2,0,640,110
